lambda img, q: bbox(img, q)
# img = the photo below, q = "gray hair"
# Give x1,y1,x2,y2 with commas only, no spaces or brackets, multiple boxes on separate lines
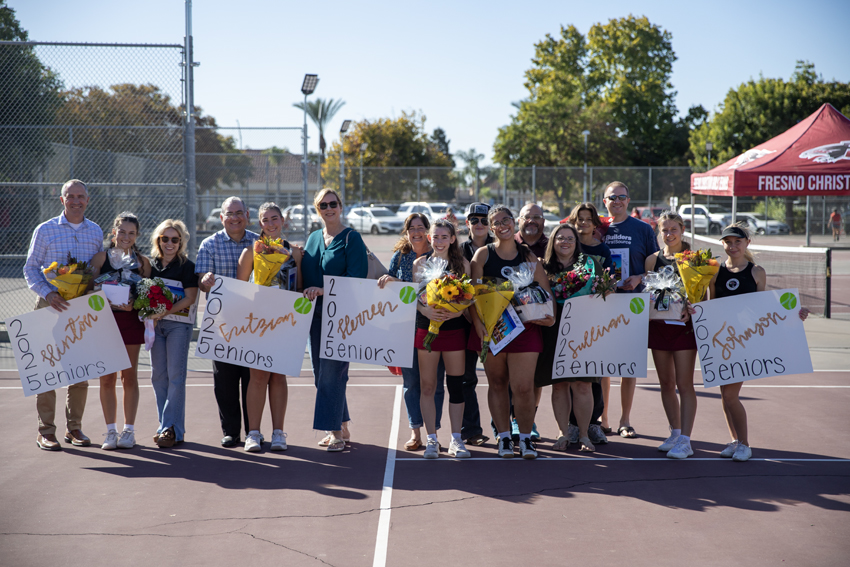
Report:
61,179,87,197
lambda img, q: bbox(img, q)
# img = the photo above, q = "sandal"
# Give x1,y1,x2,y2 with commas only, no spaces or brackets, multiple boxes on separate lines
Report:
601,426,613,435
326,437,346,452
318,432,351,447
464,434,489,446
156,428,176,448
552,435,570,452
579,436,596,452
618,426,637,439
404,438,422,451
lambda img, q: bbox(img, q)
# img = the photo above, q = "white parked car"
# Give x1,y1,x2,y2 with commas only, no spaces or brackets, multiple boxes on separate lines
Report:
396,202,466,227
543,211,564,234
203,207,259,232
347,206,404,234
678,204,725,234
282,204,322,233
737,213,790,235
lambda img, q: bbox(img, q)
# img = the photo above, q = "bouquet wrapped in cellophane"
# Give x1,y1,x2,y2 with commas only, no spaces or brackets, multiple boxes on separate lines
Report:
550,254,595,303
133,277,175,350
472,277,514,363
253,237,291,287
675,248,719,304
42,252,94,300
505,262,553,323
416,257,475,352
643,265,686,320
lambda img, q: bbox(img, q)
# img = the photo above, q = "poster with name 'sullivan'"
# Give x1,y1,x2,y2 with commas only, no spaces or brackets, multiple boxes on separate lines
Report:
194,276,313,376
551,293,650,380
692,288,812,387
5,292,131,397
320,276,418,368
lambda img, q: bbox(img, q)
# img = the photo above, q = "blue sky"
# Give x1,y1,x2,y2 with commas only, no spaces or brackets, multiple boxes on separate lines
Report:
10,0,850,165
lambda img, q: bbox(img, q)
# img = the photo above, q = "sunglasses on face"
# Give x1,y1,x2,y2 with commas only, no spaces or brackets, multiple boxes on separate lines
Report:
468,217,489,226
159,236,180,244
605,194,629,202
319,201,340,210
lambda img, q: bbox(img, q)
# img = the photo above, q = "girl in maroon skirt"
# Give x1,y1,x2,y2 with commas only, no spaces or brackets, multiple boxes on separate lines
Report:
413,220,471,459
645,211,698,460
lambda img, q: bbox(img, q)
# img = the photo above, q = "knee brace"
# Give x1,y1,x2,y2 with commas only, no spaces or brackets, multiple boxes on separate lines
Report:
446,374,465,404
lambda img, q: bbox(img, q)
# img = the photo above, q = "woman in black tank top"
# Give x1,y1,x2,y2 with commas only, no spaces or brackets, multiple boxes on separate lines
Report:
708,224,809,462
469,206,555,459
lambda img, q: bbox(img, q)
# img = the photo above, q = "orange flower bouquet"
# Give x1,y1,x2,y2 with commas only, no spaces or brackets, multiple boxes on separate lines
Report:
675,248,719,304
42,252,94,300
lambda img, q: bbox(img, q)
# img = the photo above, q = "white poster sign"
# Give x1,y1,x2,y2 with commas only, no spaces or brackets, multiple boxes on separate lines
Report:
692,288,812,387
194,276,313,376
5,292,131,397
320,276,418,367
551,293,650,380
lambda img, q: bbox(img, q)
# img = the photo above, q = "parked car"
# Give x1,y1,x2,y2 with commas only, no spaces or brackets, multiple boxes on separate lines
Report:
678,204,724,234
632,206,665,230
543,211,563,234
282,204,322,233
203,207,260,232
396,201,467,232
347,206,404,234
737,213,790,235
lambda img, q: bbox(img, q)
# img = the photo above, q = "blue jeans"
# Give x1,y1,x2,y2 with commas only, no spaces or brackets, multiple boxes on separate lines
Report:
401,348,444,430
150,319,192,441
308,311,350,431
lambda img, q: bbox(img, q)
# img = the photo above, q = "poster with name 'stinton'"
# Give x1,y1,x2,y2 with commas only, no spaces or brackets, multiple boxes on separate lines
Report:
320,276,418,368
5,292,131,397
692,288,812,387
194,276,313,376
551,293,650,380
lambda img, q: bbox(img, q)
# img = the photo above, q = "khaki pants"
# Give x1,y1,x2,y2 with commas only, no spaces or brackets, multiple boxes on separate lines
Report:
34,297,89,435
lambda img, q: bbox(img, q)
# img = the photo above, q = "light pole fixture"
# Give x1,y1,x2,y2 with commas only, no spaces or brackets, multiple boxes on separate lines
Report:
705,141,713,170
339,120,351,213
301,74,318,240
359,142,368,210
582,130,590,202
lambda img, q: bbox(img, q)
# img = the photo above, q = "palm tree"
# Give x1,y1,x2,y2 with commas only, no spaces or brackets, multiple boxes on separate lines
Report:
292,98,345,161
455,148,485,189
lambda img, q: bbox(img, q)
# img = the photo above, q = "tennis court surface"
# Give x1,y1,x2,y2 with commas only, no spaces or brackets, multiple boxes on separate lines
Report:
0,316,848,567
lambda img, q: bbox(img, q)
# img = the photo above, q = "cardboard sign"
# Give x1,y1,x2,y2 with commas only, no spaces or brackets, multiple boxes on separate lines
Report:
551,293,650,380
320,276,417,367
692,288,812,387
194,276,312,376
5,292,132,397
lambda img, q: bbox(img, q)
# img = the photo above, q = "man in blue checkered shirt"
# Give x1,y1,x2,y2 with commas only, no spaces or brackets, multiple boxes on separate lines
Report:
196,196,259,447
24,179,103,451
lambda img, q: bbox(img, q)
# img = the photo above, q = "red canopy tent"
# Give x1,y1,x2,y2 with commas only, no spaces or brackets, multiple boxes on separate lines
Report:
689,103,850,244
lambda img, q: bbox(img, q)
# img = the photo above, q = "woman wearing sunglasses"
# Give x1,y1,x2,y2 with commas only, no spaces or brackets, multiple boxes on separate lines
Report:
468,205,555,459
147,220,198,448
302,189,368,452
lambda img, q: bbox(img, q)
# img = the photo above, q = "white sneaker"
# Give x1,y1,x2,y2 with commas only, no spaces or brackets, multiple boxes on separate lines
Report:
244,432,262,453
498,437,515,459
667,438,694,459
102,430,118,450
116,429,135,449
448,438,471,459
658,433,680,452
567,423,580,444
520,438,538,460
588,424,608,445
270,431,287,451
720,440,739,458
732,443,752,462
423,439,440,459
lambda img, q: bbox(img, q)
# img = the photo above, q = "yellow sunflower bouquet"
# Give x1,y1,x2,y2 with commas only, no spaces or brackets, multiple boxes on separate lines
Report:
417,257,476,352
675,248,719,304
42,252,93,300
252,237,291,287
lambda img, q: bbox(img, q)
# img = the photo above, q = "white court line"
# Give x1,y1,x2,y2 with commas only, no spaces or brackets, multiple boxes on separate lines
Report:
372,384,401,567
395,457,850,463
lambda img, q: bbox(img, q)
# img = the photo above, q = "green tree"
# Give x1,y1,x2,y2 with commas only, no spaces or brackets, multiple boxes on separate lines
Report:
292,97,345,162
455,148,485,191
430,128,455,166
322,111,454,202
0,2,64,182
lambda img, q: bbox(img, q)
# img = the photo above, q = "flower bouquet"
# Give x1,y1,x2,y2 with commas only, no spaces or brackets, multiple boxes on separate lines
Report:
133,278,175,350
42,252,94,300
505,262,553,323
591,267,618,300
550,255,595,303
675,248,719,304
253,237,291,287
643,265,686,320
416,257,475,352
472,278,514,363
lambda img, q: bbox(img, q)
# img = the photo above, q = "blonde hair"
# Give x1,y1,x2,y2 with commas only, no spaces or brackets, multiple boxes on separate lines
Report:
655,210,691,251
313,188,344,209
723,221,756,263
150,219,190,265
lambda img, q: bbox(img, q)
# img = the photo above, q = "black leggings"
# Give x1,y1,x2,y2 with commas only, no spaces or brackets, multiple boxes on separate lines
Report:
446,374,465,404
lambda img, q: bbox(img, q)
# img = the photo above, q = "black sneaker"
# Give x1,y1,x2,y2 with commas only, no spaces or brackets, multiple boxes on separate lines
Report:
498,437,515,459
520,438,538,460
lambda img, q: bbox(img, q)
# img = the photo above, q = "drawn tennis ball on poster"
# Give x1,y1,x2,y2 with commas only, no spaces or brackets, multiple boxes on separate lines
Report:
399,286,417,304
629,297,645,315
779,292,797,310
88,295,105,312
294,297,312,315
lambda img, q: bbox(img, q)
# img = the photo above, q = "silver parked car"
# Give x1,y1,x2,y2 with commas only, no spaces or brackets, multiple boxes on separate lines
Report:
346,206,404,234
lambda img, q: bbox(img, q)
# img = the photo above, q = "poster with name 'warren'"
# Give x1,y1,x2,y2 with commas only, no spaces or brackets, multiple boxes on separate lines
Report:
5,292,131,397
320,276,418,368
194,276,313,376
692,288,812,387
551,293,650,380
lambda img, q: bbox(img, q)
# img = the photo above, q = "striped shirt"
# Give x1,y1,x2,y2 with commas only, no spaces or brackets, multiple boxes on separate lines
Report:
24,213,104,299
195,229,259,279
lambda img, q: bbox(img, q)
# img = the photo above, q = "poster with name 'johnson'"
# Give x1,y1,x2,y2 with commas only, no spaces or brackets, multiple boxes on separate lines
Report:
692,288,812,387
5,292,131,397
320,275,418,368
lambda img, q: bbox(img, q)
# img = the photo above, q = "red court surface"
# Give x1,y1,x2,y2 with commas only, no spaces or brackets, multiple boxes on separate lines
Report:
1,362,849,567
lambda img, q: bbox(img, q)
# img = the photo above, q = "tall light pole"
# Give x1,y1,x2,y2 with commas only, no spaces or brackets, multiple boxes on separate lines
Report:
705,141,713,214
359,142,368,210
301,74,318,241
582,130,590,202
339,120,351,209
